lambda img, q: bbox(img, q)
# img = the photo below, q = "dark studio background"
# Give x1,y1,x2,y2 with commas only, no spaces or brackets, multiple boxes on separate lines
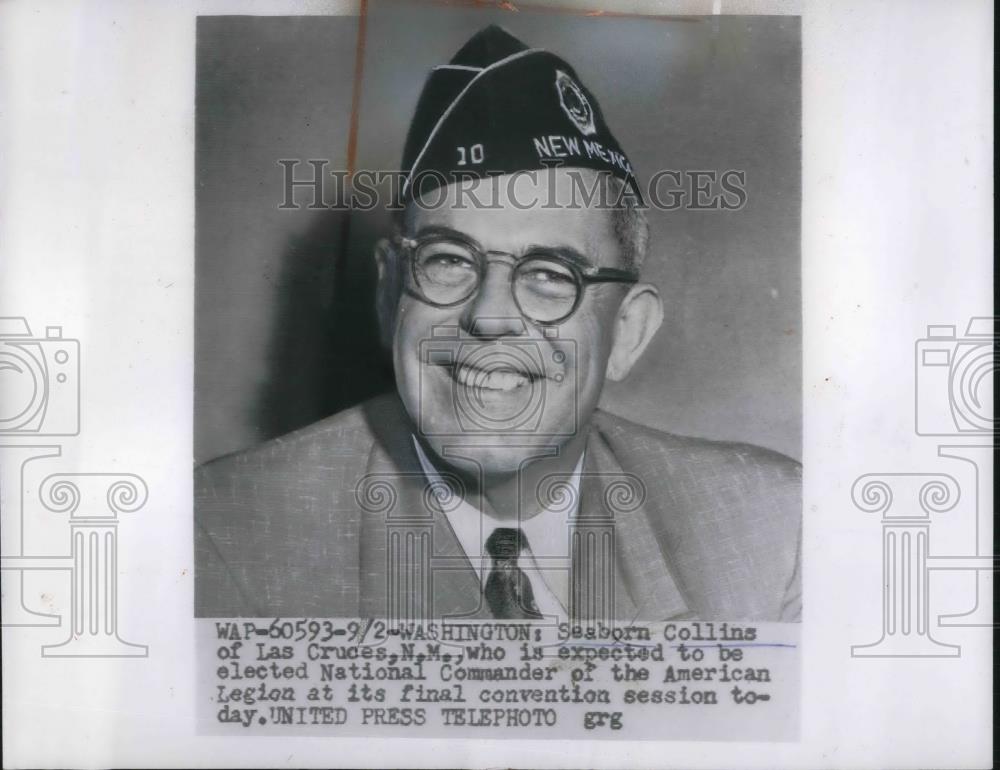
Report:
195,3,801,465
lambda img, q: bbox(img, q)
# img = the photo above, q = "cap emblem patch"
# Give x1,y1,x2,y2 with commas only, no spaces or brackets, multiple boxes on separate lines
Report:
555,70,596,136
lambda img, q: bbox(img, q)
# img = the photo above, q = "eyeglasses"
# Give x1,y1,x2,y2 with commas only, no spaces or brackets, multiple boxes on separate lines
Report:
396,233,639,325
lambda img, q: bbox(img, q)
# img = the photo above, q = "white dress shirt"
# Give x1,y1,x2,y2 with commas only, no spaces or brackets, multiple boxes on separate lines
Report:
412,438,584,618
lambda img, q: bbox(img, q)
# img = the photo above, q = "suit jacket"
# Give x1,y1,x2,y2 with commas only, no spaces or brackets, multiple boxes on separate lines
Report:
195,394,801,621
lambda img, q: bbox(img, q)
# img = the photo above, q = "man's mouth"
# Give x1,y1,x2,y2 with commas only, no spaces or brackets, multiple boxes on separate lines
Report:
448,361,537,392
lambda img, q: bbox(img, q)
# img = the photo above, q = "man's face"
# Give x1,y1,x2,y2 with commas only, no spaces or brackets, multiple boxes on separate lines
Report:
390,170,632,477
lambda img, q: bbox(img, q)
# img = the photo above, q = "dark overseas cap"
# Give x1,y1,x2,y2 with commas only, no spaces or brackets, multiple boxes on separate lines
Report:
401,25,643,204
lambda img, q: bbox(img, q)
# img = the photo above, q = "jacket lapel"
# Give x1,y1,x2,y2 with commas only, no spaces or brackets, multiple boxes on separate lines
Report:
429,519,492,619
357,410,484,621
577,429,692,621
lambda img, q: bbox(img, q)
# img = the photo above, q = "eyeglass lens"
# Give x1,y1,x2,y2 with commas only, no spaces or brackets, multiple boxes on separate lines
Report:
412,239,579,323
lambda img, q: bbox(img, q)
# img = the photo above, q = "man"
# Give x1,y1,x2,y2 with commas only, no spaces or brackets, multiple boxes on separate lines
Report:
195,25,801,622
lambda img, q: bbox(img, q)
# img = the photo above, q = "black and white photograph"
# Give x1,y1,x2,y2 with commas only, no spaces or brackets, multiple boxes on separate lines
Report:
194,4,802,623
1,0,992,766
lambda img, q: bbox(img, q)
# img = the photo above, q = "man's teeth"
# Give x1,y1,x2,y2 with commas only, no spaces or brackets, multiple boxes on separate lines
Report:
454,364,530,391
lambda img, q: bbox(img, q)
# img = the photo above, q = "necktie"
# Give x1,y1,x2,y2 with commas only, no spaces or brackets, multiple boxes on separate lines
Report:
484,527,542,619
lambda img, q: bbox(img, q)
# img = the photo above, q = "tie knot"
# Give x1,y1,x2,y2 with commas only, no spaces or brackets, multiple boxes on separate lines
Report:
485,527,527,561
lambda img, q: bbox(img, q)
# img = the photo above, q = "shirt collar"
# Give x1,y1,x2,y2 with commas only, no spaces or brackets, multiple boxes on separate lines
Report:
411,436,584,582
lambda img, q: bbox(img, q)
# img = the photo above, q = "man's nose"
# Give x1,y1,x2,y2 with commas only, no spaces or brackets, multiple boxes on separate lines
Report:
460,262,525,338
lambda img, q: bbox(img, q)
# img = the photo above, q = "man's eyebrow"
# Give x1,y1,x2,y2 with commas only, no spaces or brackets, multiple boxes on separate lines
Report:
523,244,594,268
411,224,481,247
409,227,597,267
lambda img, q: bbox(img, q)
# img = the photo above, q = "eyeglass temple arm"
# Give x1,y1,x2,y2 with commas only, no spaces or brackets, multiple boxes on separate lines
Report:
581,268,640,283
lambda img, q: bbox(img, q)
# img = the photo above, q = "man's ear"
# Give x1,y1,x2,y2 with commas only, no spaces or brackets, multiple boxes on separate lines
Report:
606,282,663,381
374,237,401,350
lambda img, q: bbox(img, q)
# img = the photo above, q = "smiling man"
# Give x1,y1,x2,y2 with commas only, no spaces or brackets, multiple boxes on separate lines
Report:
195,25,801,622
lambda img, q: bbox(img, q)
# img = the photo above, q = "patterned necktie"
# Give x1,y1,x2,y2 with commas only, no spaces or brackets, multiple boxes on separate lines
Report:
484,527,542,619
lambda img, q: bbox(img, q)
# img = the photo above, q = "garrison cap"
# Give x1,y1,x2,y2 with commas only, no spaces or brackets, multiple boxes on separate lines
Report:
401,25,643,203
